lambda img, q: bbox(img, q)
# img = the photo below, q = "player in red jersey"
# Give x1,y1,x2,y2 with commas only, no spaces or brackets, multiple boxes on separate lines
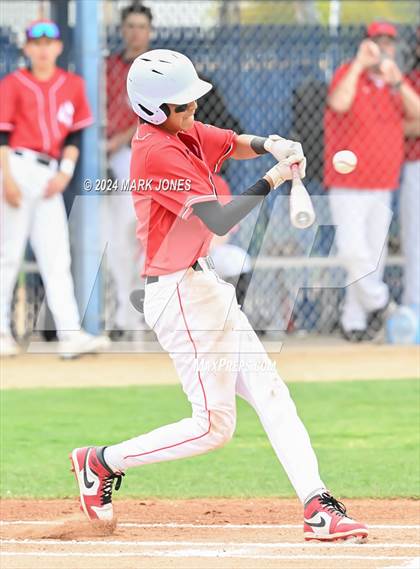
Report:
0,20,109,358
324,21,420,341
71,49,368,543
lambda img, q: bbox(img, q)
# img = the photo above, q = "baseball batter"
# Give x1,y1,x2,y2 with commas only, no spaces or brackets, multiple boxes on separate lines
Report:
0,20,109,358
71,50,368,542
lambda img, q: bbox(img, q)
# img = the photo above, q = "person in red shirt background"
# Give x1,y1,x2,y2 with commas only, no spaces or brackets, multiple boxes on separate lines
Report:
0,20,109,358
324,21,420,342
105,2,152,340
401,27,420,314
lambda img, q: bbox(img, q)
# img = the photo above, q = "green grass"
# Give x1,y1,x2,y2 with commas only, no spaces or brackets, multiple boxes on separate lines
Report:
1,380,419,499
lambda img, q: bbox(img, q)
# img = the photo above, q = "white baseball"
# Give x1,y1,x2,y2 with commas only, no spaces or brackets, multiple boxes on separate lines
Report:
332,150,358,174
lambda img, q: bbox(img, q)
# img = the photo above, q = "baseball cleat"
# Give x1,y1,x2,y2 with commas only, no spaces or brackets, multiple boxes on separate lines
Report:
70,446,124,521
59,330,111,359
304,492,368,542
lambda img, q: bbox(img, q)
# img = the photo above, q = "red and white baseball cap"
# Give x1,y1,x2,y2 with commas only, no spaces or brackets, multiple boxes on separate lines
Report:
367,21,397,39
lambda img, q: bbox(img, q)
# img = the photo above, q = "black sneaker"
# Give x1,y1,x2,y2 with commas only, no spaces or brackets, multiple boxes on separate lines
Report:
367,300,397,339
340,326,367,343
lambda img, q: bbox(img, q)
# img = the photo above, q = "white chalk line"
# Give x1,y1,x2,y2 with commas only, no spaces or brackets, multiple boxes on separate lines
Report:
1,538,419,549
1,520,419,529
0,551,416,560
384,557,420,569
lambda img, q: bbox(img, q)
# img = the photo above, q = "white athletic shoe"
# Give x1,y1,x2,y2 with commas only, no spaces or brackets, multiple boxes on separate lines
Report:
59,330,111,359
0,333,20,357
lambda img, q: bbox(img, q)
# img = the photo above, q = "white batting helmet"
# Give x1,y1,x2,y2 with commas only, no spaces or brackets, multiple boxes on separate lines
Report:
127,49,213,125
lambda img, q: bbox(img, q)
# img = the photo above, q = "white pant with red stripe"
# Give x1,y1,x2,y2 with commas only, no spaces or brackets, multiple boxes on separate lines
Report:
328,188,392,331
0,151,81,337
105,261,324,503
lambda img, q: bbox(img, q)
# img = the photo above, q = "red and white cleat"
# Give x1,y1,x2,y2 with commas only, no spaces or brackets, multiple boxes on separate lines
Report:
304,492,368,542
70,446,124,521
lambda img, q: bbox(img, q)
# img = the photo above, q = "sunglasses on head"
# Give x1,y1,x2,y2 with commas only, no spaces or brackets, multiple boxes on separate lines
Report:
26,21,61,40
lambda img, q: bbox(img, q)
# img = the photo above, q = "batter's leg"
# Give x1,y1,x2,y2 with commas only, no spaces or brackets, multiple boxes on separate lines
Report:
234,310,325,503
104,271,239,471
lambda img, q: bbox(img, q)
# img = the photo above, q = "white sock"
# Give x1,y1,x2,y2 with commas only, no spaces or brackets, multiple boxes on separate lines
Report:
304,487,328,505
103,446,124,474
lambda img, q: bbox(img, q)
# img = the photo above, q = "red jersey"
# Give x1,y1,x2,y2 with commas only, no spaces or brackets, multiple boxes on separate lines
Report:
324,61,404,190
106,53,137,139
131,121,237,276
0,67,93,159
404,69,420,162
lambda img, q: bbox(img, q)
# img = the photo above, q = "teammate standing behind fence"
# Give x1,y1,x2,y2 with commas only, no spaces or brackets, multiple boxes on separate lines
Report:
0,20,110,358
324,21,420,342
401,27,420,314
105,2,152,340
71,49,368,544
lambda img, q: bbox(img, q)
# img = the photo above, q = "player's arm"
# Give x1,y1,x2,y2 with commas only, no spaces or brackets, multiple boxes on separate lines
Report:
193,155,305,236
399,82,420,121
231,134,265,159
0,137,22,208
0,76,22,207
404,116,420,137
379,61,420,120
327,62,363,114
232,134,306,167
328,40,381,114
44,133,80,198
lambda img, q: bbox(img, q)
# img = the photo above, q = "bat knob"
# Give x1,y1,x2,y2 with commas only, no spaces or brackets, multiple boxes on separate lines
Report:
295,212,311,227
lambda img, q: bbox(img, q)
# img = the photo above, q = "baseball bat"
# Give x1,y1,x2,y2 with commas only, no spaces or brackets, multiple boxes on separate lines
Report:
289,164,316,229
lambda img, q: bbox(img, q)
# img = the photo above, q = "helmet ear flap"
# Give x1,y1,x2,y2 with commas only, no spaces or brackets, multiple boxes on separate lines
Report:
134,99,170,125
159,103,170,118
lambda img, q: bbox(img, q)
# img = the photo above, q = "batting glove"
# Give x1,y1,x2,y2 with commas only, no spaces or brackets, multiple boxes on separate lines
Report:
264,154,307,190
264,135,306,178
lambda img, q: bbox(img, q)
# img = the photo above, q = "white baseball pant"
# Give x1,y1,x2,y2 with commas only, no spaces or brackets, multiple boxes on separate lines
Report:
400,160,420,307
106,145,143,331
104,261,325,503
0,150,80,338
328,188,392,331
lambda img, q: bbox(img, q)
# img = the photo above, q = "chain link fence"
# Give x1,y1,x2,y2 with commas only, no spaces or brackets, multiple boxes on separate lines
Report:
1,0,419,342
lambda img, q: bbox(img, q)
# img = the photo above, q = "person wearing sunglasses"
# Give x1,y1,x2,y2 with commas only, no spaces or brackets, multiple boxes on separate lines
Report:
0,19,110,358
70,49,368,544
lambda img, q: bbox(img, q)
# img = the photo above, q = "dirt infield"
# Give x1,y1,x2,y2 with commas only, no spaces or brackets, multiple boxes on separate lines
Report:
1,498,419,569
2,343,419,389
